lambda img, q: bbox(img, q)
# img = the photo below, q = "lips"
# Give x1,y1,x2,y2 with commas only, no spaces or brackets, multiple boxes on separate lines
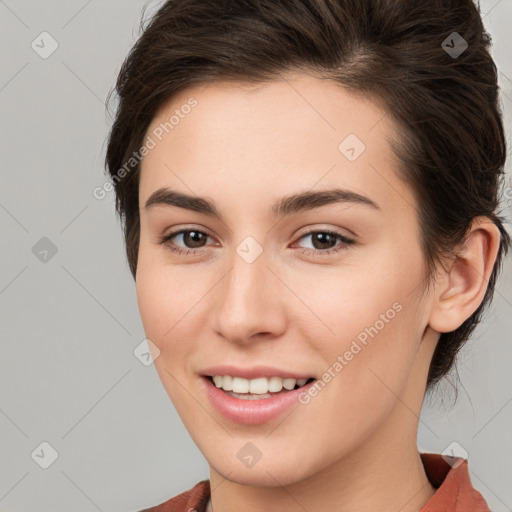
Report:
200,373,318,424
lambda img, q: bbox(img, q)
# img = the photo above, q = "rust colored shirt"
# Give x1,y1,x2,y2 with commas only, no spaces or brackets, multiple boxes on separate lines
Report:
138,453,490,511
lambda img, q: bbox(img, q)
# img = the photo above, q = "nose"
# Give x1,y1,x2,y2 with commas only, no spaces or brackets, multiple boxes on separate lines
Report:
210,247,287,345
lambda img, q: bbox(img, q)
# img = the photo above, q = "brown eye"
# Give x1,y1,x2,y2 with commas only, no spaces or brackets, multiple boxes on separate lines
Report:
160,229,213,255
180,230,208,248
294,230,355,257
309,232,338,250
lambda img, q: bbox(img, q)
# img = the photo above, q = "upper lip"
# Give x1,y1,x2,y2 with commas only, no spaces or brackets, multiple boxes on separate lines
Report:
200,365,315,380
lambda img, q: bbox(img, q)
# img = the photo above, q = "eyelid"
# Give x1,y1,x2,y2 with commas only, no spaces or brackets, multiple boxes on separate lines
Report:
294,223,355,239
161,224,217,242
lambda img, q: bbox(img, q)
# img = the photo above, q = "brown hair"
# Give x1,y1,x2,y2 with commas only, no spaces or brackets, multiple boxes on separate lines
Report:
104,0,511,390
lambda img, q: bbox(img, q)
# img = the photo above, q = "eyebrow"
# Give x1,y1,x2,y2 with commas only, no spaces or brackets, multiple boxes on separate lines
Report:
144,187,380,220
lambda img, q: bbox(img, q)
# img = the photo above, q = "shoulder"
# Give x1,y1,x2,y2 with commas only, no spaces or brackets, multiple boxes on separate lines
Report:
420,453,491,511
137,480,210,512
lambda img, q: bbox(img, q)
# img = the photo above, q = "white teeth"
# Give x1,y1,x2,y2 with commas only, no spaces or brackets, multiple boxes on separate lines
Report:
222,375,233,391
282,378,296,390
232,377,249,393
249,377,268,394
268,376,283,392
211,375,312,394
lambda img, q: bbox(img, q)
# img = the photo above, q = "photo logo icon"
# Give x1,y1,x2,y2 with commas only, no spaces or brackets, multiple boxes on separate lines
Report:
31,32,59,59
338,133,366,161
441,441,469,469
134,338,161,366
442,32,468,59
32,237,58,263
237,442,262,468
236,236,263,264
31,441,59,469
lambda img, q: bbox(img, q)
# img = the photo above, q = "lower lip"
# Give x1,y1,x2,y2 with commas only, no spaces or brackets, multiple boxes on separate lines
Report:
201,376,316,425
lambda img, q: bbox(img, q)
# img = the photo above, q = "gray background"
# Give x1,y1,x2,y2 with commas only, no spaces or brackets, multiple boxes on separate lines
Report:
0,1,511,511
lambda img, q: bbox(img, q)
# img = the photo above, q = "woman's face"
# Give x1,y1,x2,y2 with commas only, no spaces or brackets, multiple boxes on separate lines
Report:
136,72,438,486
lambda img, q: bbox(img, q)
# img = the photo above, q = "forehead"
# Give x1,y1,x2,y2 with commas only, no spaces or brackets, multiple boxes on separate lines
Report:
144,72,391,153
139,73,414,216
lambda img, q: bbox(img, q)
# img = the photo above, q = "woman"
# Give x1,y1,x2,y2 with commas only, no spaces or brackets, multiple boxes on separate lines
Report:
104,0,510,510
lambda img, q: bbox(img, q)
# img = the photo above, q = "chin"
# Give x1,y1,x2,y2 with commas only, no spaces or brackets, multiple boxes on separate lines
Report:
214,463,308,488
205,444,320,487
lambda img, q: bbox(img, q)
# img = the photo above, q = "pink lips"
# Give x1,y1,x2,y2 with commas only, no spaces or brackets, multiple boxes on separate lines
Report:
201,375,316,425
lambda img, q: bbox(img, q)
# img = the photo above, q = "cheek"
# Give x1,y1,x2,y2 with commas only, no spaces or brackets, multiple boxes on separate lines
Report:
135,262,201,408
135,256,190,371
294,286,425,454
136,241,205,338
294,242,426,400
135,249,220,388
136,267,173,341
289,241,424,345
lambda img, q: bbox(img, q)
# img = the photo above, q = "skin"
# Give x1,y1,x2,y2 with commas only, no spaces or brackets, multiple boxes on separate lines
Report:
135,71,500,512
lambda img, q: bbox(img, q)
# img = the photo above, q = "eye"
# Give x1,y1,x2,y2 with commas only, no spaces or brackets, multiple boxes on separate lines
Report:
159,228,355,257
160,229,214,255
292,230,354,257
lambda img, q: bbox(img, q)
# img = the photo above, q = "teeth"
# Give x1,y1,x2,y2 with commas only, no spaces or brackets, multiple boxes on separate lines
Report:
268,376,283,392
211,375,311,394
223,375,233,391
283,378,296,390
232,377,249,393
249,377,268,394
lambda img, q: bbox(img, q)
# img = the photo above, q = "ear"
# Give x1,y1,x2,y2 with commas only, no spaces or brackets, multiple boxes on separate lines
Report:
428,217,502,333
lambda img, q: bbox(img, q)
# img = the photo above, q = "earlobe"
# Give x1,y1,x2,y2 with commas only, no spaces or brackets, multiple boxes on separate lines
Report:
428,217,501,334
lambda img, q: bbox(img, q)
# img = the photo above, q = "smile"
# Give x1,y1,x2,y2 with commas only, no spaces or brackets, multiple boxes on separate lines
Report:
202,375,318,424
210,375,315,398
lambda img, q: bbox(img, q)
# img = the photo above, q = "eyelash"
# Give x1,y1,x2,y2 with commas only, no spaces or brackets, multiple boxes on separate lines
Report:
159,229,355,257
